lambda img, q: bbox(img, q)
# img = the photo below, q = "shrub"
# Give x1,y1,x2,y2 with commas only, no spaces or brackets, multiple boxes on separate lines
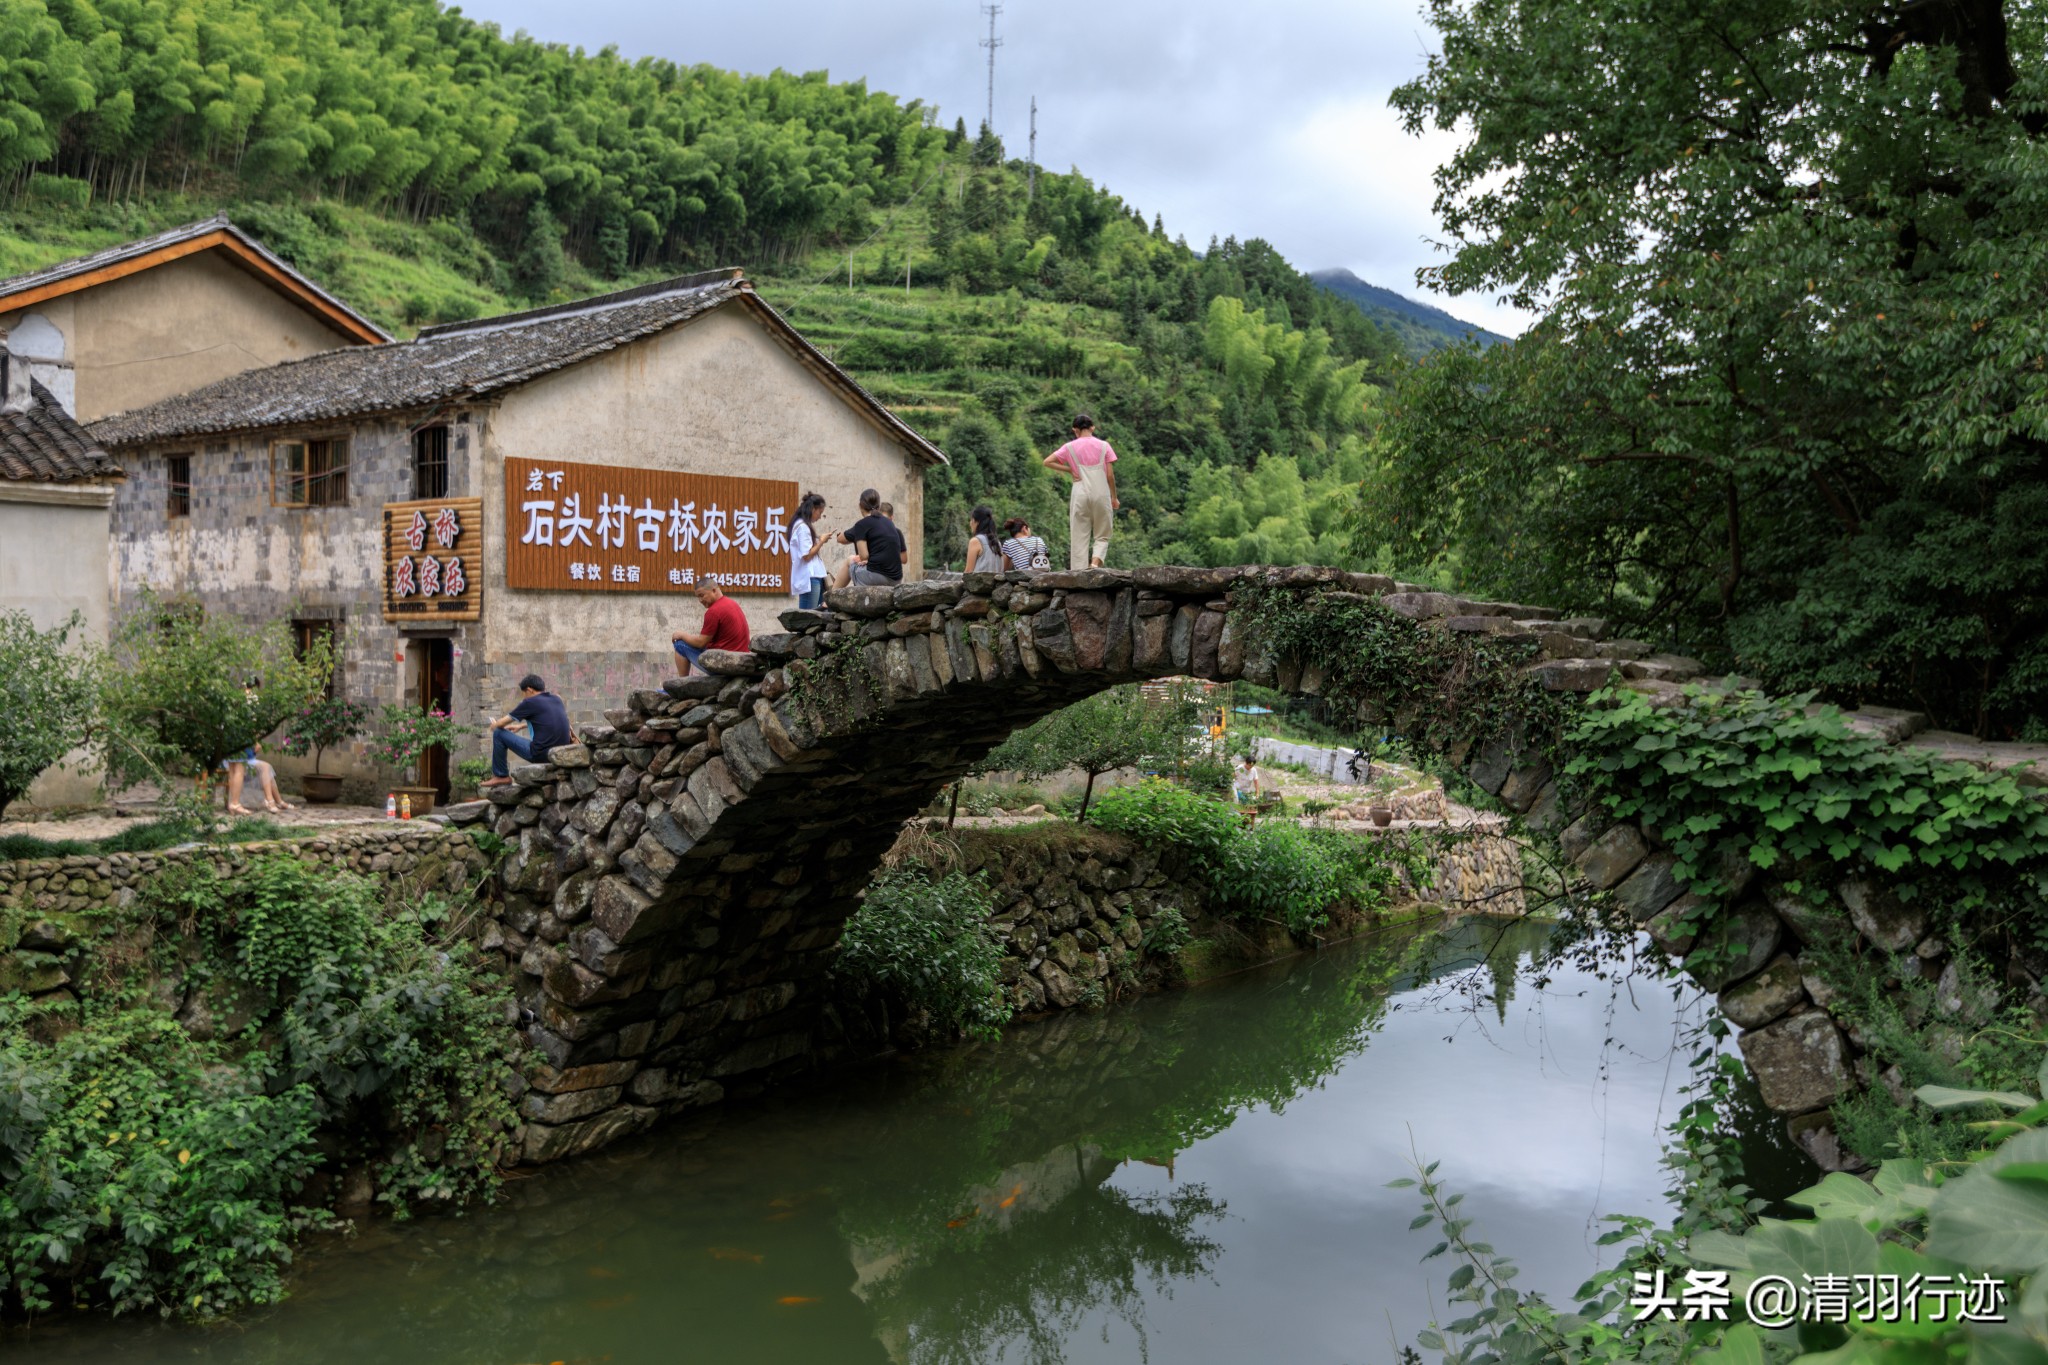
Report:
1183,754,1232,795
101,597,333,788
279,696,369,776
1086,780,1241,872
1090,779,1426,933
837,866,1011,1040
0,610,101,821
0,853,518,1316
0,1005,323,1317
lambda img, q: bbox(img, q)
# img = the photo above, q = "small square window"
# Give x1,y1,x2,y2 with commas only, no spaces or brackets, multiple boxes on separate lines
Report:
413,425,449,499
272,437,350,507
166,453,191,518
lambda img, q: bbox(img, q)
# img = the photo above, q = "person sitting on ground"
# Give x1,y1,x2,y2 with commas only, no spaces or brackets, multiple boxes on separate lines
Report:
224,677,294,815
830,488,907,588
964,504,1000,574
671,578,751,675
1041,412,1119,570
998,517,1050,573
1233,753,1266,806
481,675,574,788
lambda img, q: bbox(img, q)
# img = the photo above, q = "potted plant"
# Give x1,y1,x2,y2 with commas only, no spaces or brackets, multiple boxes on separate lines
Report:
454,756,491,801
372,704,471,817
279,696,369,804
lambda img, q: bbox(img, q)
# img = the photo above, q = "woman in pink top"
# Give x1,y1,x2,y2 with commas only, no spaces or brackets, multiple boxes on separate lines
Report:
1041,412,1119,569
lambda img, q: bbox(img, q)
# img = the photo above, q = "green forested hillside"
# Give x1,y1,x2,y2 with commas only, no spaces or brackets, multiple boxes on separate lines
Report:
1,0,1426,574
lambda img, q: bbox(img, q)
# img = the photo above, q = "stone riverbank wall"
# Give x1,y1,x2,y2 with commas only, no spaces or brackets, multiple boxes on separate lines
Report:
0,825,493,1000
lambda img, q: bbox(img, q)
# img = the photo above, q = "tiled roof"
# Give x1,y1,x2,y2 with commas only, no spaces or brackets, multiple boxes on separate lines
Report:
0,215,390,346
90,271,948,466
1,380,120,483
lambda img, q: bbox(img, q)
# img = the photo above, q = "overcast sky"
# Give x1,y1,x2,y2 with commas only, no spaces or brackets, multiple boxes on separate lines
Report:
456,0,1525,336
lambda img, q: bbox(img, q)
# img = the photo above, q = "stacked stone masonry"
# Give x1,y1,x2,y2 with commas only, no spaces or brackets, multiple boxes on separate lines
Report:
0,825,493,1002
463,563,2048,1168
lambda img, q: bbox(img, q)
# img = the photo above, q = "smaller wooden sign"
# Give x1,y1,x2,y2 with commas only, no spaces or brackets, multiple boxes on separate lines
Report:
382,496,483,623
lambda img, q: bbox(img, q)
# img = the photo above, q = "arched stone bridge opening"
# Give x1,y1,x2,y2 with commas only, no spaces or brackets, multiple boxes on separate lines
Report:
484,564,1676,1160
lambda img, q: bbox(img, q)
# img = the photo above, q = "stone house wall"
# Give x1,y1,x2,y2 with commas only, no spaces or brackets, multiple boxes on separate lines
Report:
111,410,488,793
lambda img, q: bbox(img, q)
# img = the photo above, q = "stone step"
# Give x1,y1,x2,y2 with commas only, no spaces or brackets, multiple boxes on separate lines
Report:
1905,731,2048,787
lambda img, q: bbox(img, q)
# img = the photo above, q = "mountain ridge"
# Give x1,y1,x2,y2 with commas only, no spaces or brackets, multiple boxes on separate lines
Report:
1309,267,1506,353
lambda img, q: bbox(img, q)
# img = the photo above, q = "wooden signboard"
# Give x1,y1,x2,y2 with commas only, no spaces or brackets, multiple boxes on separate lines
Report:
504,456,800,595
382,496,483,623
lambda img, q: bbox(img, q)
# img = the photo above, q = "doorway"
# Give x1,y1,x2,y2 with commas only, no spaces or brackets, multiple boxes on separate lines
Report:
414,638,453,801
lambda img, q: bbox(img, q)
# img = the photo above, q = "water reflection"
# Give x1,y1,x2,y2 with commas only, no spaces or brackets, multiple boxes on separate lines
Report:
9,917,1798,1365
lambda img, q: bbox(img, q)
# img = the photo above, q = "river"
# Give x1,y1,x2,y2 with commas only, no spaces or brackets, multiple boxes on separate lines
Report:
8,917,1805,1364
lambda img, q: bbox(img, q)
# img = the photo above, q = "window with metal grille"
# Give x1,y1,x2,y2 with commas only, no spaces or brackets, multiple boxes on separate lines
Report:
412,425,449,499
166,453,191,518
271,437,350,507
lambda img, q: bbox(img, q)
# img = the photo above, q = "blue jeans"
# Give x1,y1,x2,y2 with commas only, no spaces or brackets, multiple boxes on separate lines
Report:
796,579,826,610
491,727,533,778
673,639,705,672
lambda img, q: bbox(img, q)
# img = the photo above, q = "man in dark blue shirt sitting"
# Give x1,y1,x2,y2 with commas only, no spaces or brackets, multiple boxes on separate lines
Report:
480,674,574,788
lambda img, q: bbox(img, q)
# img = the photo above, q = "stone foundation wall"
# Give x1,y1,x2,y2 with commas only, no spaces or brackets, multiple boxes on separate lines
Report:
0,824,493,1003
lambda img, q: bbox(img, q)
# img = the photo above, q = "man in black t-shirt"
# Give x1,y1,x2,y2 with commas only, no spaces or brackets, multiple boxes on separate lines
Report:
831,487,907,588
481,674,575,787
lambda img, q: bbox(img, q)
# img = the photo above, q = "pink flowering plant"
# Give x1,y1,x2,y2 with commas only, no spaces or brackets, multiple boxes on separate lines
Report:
280,696,369,776
372,704,471,772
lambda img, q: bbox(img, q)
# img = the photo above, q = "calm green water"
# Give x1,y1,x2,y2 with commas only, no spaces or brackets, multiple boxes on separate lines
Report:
9,918,1803,1365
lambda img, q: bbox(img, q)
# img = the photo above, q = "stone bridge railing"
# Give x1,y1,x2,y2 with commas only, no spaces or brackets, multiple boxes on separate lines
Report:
478,564,2048,1167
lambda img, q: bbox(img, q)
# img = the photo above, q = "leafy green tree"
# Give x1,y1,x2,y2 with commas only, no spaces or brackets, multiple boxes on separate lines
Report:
1368,0,2048,734
987,685,1204,818
0,610,102,820
511,201,566,301
101,598,334,790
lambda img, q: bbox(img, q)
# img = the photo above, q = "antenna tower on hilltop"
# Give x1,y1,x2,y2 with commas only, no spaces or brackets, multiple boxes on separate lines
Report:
1027,96,1038,200
979,4,1003,135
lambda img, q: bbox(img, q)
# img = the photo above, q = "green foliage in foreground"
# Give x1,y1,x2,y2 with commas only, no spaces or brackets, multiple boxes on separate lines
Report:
1370,0,2048,735
0,610,100,822
1566,686,2048,916
0,851,516,1317
837,866,1011,1041
1403,1055,2048,1365
1086,780,1429,934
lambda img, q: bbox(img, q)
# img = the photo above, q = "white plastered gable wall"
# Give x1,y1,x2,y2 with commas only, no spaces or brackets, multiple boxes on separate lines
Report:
5,311,74,415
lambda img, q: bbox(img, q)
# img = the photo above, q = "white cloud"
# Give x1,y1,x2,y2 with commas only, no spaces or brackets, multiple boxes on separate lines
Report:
456,0,1533,335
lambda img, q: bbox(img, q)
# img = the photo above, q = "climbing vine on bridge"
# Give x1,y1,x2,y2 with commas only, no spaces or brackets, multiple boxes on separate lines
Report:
1228,582,1574,761
1567,687,2048,918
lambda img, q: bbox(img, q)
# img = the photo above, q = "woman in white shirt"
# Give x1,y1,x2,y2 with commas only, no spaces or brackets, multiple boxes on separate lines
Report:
1233,754,1265,805
788,493,829,609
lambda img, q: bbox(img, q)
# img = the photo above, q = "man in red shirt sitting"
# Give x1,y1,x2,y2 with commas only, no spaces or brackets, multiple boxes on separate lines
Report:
671,578,752,676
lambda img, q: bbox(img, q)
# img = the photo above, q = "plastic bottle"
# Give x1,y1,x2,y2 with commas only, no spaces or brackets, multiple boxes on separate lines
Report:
385,793,397,819
400,792,412,820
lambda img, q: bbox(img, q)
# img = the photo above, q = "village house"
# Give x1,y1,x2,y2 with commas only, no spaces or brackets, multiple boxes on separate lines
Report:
0,339,123,807
0,215,388,423
92,268,945,801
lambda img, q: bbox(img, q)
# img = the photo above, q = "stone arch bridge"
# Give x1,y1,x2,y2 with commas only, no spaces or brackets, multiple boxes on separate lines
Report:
477,564,2041,1165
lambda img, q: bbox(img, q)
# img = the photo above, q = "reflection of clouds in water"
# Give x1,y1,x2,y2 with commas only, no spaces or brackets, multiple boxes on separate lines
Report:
1055,925,1705,1365
12,919,1720,1365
